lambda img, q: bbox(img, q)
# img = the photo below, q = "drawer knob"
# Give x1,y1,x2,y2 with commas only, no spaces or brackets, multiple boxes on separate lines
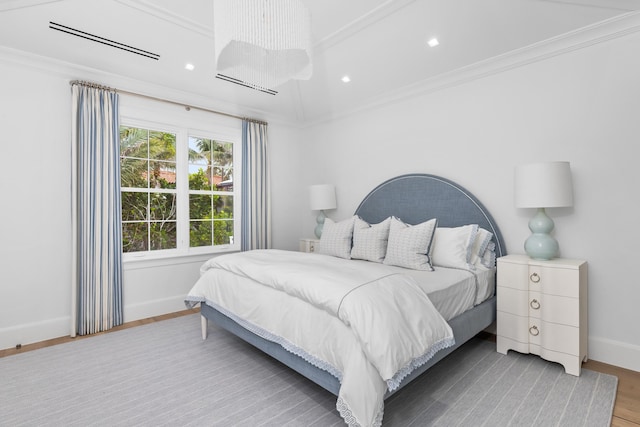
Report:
529,325,540,336
530,299,540,310
530,273,540,283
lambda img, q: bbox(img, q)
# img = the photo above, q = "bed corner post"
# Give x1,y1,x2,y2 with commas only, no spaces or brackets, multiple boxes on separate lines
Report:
201,314,208,340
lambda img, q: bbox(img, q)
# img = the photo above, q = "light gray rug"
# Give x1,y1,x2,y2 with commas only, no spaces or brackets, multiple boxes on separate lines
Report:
0,314,617,426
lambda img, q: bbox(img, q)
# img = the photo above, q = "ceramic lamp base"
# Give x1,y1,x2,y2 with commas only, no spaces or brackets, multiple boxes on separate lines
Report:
524,208,559,260
314,210,326,238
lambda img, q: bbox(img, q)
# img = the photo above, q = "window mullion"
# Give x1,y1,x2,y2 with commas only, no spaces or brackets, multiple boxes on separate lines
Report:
176,129,189,251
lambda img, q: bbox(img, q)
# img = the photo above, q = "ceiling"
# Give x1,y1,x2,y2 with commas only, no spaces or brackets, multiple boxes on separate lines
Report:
0,0,638,125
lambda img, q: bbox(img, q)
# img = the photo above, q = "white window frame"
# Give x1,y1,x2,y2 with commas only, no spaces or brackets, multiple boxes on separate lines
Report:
119,97,242,262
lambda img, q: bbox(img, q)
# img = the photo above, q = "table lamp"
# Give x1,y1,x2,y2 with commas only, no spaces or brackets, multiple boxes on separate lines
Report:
309,184,336,238
515,161,573,260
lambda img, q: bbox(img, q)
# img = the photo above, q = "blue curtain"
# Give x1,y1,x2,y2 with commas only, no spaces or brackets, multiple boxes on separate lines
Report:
71,83,123,336
241,121,271,250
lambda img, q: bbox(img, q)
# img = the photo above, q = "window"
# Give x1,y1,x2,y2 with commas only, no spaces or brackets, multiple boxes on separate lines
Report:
119,121,240,258
120,127,178,252
188,136,235,247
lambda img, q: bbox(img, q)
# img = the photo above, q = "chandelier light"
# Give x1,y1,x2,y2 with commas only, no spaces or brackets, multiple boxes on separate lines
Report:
213,0,312,92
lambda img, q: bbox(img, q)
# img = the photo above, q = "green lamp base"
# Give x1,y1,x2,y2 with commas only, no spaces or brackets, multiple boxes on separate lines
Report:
314,210,326,238
524,208,559,260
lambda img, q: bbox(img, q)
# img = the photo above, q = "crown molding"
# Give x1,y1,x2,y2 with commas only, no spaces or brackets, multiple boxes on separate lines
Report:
542,0,640,12
114,0,213,38
304,10,640,127
312,0,417,55
0,0,61,12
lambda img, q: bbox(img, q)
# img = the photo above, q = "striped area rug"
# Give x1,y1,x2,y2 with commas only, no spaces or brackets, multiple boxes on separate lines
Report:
0,314,616,426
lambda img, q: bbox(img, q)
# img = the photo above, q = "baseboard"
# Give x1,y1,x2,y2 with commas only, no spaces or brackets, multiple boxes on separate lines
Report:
0,316,70,351
123,295,188,323
589,335,640,373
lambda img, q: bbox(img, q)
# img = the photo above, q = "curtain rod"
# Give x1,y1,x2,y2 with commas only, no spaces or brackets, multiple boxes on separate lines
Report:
69,80,268,126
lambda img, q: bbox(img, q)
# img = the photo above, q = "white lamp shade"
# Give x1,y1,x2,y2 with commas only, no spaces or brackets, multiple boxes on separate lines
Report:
515,161,573,208
310,184,337,211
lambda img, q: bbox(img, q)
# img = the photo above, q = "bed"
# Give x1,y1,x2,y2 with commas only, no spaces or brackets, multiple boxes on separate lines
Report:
185,173,506,427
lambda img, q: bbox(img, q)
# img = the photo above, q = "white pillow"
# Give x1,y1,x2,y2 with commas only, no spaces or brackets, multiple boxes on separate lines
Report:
470,228,494,266
351,217,391,263
318,216,356,259
480,241,497,268
431,224,479,270
383,217,437,271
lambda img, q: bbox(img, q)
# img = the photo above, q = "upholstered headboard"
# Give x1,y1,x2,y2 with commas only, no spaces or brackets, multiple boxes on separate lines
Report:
354,174,506,258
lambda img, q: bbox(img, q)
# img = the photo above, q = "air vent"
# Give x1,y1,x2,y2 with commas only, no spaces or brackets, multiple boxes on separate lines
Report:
215,74,278,95
49,22,160,60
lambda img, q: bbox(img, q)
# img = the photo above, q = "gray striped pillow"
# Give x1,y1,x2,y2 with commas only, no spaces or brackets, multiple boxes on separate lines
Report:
383,217,437,270
318,216,356,259
351,217,391,263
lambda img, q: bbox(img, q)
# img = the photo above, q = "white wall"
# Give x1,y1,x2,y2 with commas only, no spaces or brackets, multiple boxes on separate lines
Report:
0,52,304,350
301,22,640,371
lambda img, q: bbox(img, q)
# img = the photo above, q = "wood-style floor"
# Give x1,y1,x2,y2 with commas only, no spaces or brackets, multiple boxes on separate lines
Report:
1,309,638,426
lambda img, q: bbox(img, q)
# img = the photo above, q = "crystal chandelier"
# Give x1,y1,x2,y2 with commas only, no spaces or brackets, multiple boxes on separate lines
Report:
213,0,312,93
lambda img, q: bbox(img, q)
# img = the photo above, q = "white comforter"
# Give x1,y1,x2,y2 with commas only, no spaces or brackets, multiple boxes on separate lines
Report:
185,249,454,427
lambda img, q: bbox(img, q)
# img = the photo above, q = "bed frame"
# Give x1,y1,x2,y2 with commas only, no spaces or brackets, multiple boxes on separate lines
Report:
200,173,506,398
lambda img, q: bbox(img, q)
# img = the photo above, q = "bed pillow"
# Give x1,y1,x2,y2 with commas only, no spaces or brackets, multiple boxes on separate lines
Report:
383,217,437,271
480,241,497,268
469,228,494,266
431,224,479,270
318,216,356,259
351,216,391,263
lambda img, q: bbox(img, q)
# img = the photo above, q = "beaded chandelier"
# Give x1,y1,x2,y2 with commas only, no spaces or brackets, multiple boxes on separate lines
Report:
213,0,312,93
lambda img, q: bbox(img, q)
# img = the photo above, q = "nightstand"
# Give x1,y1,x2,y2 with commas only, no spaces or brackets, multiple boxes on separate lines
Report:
496,254,588,376
299,238,320,253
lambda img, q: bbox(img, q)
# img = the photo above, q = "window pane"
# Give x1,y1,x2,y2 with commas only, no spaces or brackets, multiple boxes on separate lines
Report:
149,161,176,189
122,222,148,253
212,141,233,191
120,126,149,158
214,220,234,245
120,158,148,188
190,220,212,247
150,192,176,221
188,137,213,191
149,131,176,162
122,192,148,221
214,195,233,219
150,221,176,250
190,194,212,220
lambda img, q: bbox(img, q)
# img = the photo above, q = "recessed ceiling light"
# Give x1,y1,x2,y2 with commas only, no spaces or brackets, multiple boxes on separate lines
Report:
341,75,351,83
427,38,439,48
185,63,195,71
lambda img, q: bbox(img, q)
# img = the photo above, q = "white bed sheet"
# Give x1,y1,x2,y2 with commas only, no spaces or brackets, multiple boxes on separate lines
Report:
348,260,495,320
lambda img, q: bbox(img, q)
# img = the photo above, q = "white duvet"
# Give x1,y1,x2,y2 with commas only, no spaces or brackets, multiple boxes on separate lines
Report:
185,249,455,427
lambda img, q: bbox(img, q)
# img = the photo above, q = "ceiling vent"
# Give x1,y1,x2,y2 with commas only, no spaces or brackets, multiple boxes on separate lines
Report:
49,22,160,60
215,74,278,95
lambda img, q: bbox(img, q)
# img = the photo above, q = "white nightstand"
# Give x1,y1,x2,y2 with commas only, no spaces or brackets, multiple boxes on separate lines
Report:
299,238,320,253
496,254,588,376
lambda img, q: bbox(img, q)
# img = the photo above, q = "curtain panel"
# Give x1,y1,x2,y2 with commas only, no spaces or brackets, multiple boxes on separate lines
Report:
71,83,124,336
241,121,272,250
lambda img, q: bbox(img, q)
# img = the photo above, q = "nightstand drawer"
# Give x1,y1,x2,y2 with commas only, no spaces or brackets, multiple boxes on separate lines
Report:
528,320,580,356
497,311,529,343
537,294,580,327
528,265,580,298
497,287,528,315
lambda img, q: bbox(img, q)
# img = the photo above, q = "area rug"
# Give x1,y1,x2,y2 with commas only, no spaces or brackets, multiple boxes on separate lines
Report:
0,314,617,426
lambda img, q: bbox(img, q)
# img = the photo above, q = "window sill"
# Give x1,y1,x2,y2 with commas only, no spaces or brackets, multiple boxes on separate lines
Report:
123,247,240,270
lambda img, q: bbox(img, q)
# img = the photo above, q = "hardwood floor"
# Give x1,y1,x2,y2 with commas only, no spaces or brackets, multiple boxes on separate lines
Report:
2,311,638,426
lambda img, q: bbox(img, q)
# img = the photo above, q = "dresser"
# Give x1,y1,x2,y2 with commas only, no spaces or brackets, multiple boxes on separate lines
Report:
299,238,320,253
496,254,588,376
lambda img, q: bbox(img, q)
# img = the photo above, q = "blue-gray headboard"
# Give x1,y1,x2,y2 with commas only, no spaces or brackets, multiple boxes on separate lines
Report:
354,174,506,258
